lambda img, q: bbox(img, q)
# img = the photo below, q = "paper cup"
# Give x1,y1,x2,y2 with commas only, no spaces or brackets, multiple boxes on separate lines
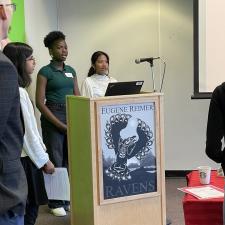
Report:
198,166,211,184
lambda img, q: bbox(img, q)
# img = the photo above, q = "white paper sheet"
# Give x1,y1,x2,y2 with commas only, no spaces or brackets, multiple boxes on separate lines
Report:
178,185,224,199
43,168,70,201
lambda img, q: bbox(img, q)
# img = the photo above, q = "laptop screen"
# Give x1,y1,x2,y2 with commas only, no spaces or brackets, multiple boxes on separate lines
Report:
105,81,144,96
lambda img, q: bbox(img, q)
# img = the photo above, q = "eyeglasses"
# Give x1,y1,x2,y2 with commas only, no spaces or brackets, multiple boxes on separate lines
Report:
26,56,35,61
0,3,16,12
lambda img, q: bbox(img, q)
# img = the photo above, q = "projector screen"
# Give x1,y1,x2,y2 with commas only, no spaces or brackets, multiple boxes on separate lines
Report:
193,0,225,99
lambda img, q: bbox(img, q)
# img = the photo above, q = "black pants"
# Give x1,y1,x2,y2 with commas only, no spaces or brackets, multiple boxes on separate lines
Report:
21,157,48,225
24,203,38,225
41,102,69,209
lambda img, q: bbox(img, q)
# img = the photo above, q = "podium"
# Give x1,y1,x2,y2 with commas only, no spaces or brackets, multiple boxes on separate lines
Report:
67,93,166,225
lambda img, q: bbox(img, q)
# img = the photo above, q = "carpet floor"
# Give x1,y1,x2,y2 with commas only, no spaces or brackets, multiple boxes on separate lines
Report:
36,177,187,225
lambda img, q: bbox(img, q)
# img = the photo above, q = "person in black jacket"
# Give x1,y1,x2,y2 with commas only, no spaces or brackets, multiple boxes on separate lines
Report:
206,82,225,172
205,82,225,225
0,1,27,225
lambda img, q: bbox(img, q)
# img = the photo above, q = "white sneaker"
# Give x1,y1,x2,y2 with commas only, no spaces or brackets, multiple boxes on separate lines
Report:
50,207,67,217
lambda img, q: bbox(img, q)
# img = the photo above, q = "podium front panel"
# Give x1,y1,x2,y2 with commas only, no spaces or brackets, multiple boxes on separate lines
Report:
67,93,166,225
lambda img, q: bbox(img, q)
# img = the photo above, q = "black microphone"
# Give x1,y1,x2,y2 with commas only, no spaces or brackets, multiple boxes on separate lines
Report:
135,57,160,64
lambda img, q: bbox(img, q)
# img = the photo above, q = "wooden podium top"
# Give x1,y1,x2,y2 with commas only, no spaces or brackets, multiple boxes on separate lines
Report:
67,92,164,101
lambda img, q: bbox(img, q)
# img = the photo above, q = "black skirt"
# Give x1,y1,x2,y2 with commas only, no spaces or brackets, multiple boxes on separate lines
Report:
21,156,48,205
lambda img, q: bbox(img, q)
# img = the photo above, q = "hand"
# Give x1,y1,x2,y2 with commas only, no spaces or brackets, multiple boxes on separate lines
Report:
58,123,67,134
43,160,55,174
61,124,67,134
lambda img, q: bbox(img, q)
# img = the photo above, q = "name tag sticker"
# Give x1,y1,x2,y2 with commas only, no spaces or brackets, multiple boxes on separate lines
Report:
65,73,73,78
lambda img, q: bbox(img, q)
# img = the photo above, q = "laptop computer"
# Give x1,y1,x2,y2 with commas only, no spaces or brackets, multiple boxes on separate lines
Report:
105,80,144,96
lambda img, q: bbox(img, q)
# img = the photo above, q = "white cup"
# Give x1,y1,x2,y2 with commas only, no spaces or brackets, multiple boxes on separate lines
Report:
198,166,211,184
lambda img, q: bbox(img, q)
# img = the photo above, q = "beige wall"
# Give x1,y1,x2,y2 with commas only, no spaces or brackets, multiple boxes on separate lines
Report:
160,0,216,169
23,0,217,170
24,0,58,126
57,0,160,91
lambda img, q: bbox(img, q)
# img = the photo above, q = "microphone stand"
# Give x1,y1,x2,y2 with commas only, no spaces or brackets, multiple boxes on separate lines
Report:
149,59,156,92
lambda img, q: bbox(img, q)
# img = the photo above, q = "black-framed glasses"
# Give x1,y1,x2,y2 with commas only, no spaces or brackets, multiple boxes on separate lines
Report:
0,3,16,12
26,56,35,61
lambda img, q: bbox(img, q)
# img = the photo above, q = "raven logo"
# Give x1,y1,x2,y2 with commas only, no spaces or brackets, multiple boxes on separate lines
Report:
104,114,154,181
